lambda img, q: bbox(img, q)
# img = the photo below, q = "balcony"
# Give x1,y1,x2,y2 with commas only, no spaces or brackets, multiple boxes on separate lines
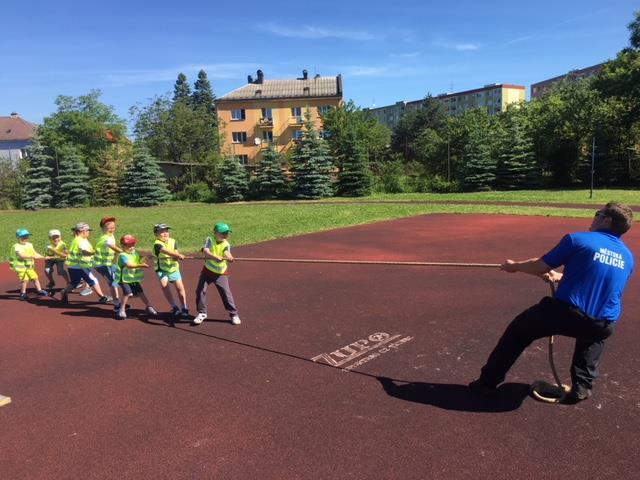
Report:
257,117,274,128
289,116,304,126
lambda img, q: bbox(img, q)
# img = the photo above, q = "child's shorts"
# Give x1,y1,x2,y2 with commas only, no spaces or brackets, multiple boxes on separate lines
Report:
68,267,98,287
156,270,182,283
95,265,117,286
120,282,143,296
45,259,66,276
15,268,38,281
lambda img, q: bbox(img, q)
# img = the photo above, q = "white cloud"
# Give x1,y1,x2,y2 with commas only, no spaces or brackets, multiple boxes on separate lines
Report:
390,52,421,59
432,39,481,51
258,22,378,41
105,63,256,87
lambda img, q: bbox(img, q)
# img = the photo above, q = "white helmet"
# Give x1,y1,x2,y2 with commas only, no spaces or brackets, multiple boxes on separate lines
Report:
48,229,61,238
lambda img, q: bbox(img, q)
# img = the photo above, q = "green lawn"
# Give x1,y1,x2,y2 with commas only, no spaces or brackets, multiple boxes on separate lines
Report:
4,190,635,261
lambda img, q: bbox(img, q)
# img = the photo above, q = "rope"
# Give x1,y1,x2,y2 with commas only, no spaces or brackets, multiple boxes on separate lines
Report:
233,257,501,268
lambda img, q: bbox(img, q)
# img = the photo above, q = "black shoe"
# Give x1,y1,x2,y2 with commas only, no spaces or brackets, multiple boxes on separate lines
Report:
468,379,498,397
60,290,69,304
171,306,181,317
561,385,592,404
19,293,28,301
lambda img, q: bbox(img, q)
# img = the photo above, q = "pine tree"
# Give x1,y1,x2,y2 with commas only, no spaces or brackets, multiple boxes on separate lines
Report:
254,147,288,199
56,148,90,208
495,113,539,189
461,116,495,192
173,73,192,104
192,70,216,116
22,136,54,210
337,131,373,196
292,110,334,199
216,157,248,202
121,144,171,207
91,144,131,206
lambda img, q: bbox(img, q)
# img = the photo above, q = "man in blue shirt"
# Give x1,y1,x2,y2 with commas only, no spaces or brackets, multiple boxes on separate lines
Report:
469,202,634,404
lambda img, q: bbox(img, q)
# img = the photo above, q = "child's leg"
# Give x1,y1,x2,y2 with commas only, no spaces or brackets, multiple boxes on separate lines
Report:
44,261,55,288
159,275,176,307
86,270,106,298
20,280,28,295
213,276,238,316
56,262,70,286
174,279,188,309
139,291,152,308
195,273,211,314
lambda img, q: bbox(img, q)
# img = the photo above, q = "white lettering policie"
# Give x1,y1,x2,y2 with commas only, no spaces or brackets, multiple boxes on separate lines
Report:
593,248,625,269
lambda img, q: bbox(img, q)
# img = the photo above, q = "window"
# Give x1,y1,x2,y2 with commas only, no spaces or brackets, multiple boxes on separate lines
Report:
291,107,302,117
234,155,249,166
262,131,273,142
319,130,330,139
318,105,332,115
232,132,247,144
261,108,272,119
231,109,246,121
292,130,304,140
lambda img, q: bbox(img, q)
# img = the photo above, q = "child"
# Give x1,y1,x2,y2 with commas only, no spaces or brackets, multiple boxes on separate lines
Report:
115,234,158,320
44,229,71,292
193,222,241,326
152,223,189,319
60,223,110,304
9,228,49,300
93,216,122,310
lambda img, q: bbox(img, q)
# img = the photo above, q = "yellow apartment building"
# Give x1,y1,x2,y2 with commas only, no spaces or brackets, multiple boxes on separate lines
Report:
215,69,343,166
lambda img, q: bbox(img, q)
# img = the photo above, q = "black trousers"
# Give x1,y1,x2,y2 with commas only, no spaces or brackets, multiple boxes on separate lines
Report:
480,297,615,390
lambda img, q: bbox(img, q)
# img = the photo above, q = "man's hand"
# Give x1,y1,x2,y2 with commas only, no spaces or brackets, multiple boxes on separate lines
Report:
542,270,563,284
501,259,518,273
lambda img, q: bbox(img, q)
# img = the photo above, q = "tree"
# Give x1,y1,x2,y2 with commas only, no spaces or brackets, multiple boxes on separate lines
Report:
391,96,448,162
460,110,495,191
291,110,334,199
173,73,192,103
216,157,248,202
337,131,373,196
0,158,25,209
22,136,54,210
192,70,216,116
55,147,90,208
254,147,288,199
91,143,132,206
121,144,171,207
495,107,539,189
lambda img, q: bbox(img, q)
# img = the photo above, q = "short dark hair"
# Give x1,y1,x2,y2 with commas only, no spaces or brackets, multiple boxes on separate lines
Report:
602,202,633,235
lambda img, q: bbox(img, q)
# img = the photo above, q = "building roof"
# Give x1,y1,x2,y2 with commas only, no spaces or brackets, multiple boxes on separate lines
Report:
0,114,37,141
531,63,605,88
218,73,342,102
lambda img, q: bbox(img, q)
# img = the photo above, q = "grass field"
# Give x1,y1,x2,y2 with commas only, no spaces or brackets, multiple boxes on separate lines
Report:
2,189,638,261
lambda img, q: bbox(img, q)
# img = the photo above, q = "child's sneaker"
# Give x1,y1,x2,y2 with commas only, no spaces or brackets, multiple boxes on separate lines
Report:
98,296,112,304
19,293,28,301
170,306,181,317
79,287,93,296
37,290,49,297
192,313,207,325
180,308,190,319
231,315,241,325
146,306,158,316
46,281,55,290
117,310,127,320
60,290,69,304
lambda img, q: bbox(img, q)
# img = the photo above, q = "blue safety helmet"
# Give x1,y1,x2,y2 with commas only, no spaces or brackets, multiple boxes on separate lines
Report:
16,228,30,238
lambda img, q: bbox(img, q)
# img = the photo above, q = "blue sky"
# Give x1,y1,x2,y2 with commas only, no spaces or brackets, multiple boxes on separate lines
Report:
2,0,637,128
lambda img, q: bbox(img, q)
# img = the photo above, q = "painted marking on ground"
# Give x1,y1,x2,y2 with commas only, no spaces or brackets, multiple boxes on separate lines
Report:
311,332,414,371
0,394,11,407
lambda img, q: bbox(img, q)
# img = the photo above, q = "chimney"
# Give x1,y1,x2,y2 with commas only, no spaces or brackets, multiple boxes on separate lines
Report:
302,69,308,80
336,74,342,96
247,75,254,84
10,112,19,117
256,69,264,84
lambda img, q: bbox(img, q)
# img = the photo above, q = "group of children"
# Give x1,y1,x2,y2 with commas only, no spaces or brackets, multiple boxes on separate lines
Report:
9,217,241,325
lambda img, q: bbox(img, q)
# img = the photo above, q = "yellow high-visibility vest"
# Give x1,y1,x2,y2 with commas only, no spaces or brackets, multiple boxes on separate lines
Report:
9,242,35,272
66,236,94,269
204,238,229,274
116,250,144,283
154,238,179,273
94,234,116,267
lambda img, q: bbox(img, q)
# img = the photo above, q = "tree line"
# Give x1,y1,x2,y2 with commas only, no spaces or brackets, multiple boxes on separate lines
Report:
1,11,637,209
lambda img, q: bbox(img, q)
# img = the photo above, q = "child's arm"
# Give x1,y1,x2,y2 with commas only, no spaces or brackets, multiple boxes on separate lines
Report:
124,260,149,269
158,246,185,260
17,249,44,260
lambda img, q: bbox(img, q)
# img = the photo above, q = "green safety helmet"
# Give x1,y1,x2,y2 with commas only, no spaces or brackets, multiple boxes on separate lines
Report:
214,222,231,234
16,228,30,238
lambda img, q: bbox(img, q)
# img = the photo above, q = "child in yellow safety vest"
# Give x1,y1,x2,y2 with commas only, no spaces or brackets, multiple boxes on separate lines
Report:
60,223,109,304
152,223,189,319
44,229,71,292
115,234,158,320
10,228,49,300
93,216,123,310
193,222,241,326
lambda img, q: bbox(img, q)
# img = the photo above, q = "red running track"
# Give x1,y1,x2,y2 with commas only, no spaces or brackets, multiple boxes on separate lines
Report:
1,214,639,479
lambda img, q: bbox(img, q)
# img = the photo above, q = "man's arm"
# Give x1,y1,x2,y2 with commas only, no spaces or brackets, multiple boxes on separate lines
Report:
501,258,553,277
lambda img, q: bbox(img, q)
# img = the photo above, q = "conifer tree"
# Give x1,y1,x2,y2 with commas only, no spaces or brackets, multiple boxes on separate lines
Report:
121,144,171,207
292,110,334,199
495,113,539,189
461,114,495,191
216,157,249,202
22,136,54,210
173,73,192,104
254,146,288,199
192,70,216,116
337,131,373,196
91,144,131,206
56,147,90,208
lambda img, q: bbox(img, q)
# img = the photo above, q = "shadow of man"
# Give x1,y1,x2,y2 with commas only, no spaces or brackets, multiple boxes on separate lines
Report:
377,377,530,413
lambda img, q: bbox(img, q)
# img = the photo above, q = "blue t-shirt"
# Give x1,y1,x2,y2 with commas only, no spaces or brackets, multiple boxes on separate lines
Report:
542,229,634,321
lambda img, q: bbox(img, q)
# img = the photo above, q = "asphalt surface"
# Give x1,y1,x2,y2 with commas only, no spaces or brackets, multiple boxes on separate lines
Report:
1,214,639,479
